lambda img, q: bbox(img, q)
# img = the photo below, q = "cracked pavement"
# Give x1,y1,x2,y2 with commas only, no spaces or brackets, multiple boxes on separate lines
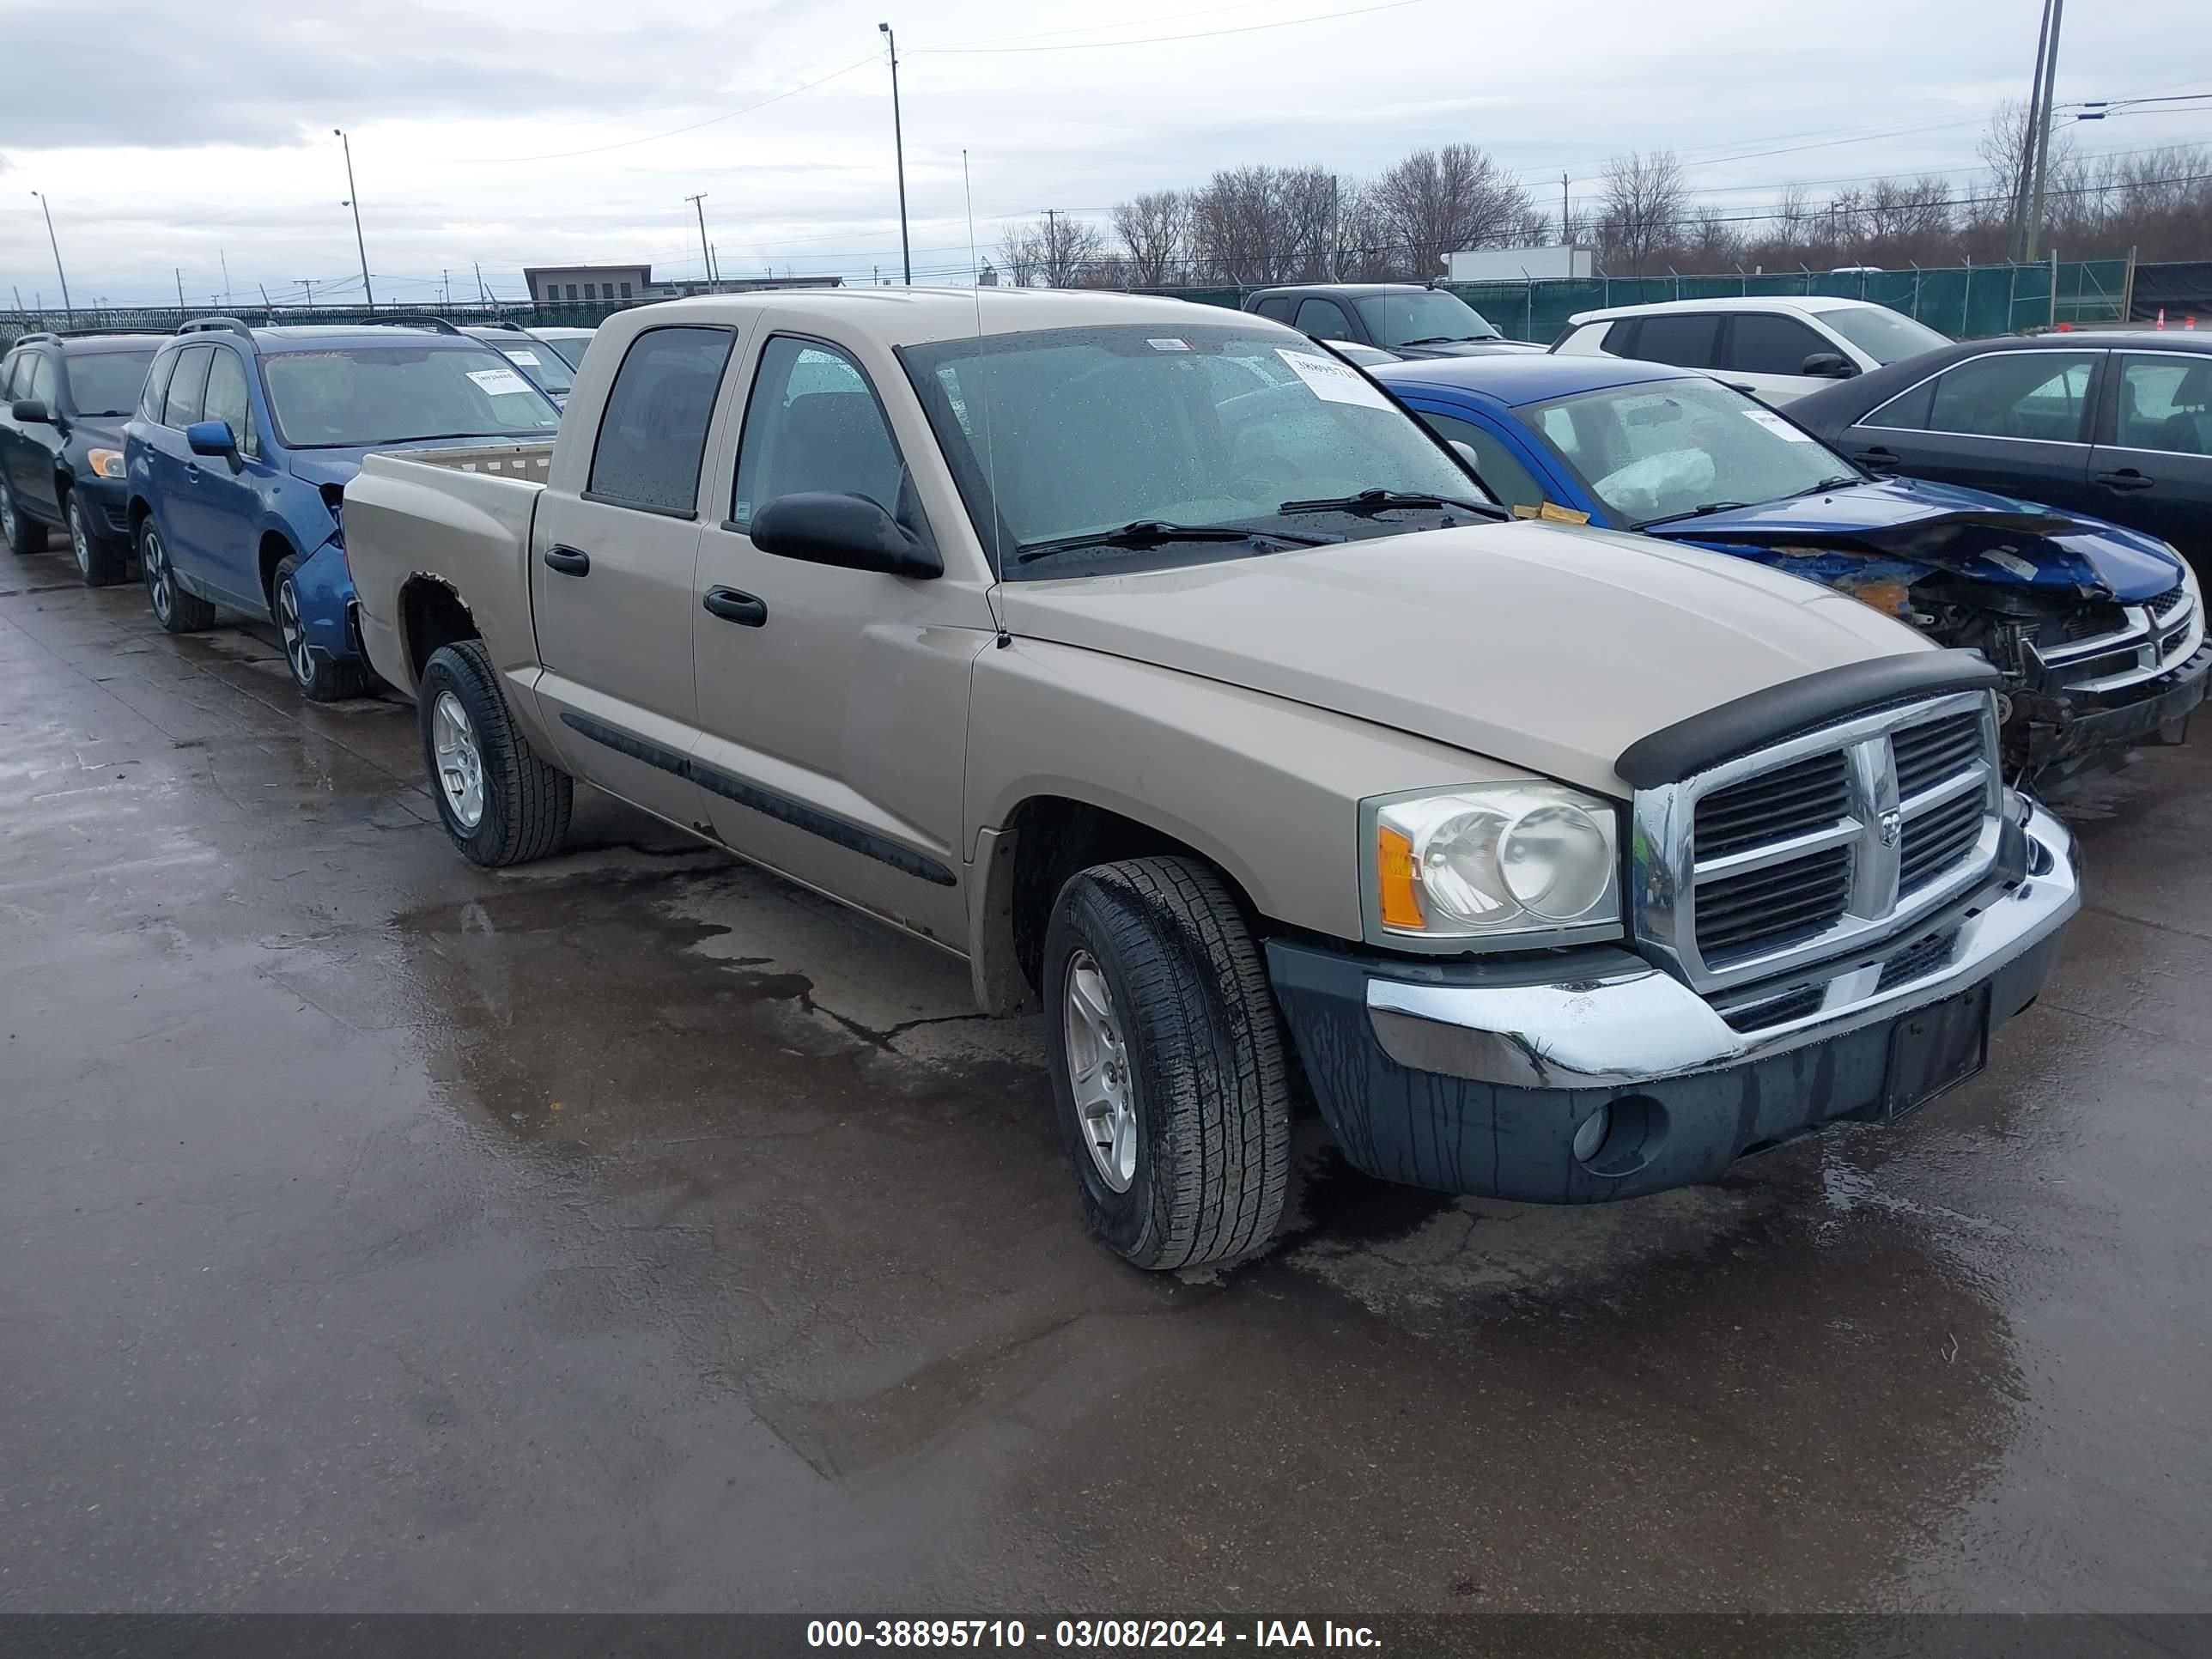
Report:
3,556,2209,1615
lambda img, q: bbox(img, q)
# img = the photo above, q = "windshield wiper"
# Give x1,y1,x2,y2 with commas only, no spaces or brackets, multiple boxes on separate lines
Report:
1787,475,1861,497
1014,520,1331,565
1276,488,1507,522
1636,501,1753,528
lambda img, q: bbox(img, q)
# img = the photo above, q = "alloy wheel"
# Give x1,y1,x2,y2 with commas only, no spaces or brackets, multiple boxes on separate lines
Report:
1063,948,1138,1192
70,501,91,579
0,484,17,548
432,690,486,830
144,528,173,623
277,579,314,688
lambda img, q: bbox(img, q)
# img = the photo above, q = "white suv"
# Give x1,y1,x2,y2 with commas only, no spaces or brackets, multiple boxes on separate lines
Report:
1551,295,1949,404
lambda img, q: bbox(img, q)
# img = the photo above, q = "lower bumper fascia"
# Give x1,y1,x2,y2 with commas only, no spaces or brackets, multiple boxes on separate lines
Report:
1265,801,2080,1205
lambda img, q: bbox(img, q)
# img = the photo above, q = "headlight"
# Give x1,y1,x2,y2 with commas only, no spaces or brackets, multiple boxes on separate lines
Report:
86,448,125,480
1367,781,1623,949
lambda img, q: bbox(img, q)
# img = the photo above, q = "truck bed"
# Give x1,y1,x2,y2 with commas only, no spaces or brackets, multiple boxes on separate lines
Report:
373,441,555,479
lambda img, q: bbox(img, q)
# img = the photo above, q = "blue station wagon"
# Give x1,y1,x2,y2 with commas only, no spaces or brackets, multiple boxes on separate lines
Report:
1375,353,2208,789
124,318,562,700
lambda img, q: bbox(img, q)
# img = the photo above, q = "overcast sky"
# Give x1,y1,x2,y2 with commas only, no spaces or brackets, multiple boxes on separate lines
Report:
3,0,2207,309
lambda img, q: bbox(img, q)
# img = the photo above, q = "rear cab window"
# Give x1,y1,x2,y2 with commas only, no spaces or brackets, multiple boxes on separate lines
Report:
586,325,738,516
1627,314,1722,370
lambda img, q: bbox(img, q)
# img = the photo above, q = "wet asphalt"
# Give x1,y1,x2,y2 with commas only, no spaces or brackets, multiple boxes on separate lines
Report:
1,548,2208,1619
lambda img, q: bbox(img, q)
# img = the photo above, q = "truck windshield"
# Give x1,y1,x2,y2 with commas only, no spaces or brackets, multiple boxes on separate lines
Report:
259,346,564,448
900,324,1483,574
1523,377,1859,527
1355,291,1503,347
64,349,158,416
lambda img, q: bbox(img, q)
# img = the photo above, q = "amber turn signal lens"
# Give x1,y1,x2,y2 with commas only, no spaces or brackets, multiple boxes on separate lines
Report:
1377,824,1424,930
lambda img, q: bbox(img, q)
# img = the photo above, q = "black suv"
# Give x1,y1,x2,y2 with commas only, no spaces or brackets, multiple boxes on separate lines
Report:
1240,283,1537,359
1,330,165,585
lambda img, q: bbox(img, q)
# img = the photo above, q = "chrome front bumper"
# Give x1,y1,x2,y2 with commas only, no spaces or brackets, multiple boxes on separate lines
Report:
1364,800,2080,1091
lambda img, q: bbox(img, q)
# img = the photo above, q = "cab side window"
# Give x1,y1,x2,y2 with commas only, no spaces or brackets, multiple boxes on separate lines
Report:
200,349,258,458
1294,298,1355,339
1253,296,1297,324
1413,410,1546,511
2112,355,2211,456
586,325,735,515
0,352,21,400
1723,313,1832,376
162,346,213,428
732,337,916,538
1629,314,1722,370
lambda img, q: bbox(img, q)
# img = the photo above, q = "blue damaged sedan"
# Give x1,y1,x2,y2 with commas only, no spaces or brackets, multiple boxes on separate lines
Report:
1376,353,2208,790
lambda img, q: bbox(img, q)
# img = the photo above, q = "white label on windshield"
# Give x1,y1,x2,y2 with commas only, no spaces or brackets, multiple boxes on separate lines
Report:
1276,348,1392,409
1146,337,1191,351
467,368,532,397
1742,406,1815,441
503,349,541,367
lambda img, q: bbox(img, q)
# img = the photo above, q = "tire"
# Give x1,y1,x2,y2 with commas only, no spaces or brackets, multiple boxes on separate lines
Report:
139,517,214,633
416,639,573,866
66,491,130,587
272,553,372,702
1043,856,1292,1270
1,476,48,555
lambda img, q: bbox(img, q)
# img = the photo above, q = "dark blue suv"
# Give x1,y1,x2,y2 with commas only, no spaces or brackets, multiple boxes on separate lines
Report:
124,318,562,699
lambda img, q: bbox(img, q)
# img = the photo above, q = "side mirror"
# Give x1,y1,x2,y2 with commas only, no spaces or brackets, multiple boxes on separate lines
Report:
185,419,239,459
748,491,942,578
10,398,52,425
1802,352,1858,380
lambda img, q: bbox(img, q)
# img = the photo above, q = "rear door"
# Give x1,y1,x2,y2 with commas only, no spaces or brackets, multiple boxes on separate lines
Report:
526,321,738,831
2087,349,2212,577
148,344,215,569
1620,313,1724,380
689,329,994,946
1837,347,2102,513
15,352,65,517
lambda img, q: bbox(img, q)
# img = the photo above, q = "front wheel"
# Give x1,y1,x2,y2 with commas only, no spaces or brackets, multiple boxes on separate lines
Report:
139,518,214,633
1044,857,1292,1270
67,494,130,587
416,639,573,866
272,554,371,702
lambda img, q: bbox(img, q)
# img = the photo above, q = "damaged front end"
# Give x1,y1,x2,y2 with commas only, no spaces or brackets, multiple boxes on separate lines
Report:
1666,498,2208,791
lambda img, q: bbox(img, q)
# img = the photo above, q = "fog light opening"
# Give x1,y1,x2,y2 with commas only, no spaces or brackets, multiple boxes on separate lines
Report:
1576,1093,1668,1177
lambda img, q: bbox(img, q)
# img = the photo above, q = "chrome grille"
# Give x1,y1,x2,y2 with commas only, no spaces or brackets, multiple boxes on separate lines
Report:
1632,691,2004,994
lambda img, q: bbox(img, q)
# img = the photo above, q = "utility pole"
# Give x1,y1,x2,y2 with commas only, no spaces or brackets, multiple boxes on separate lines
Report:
2024,0,2066,262
336,128,375,309
475,262,490,307
685,192,714,290
30,191,72,319
441,268,451,307
175,268,188,312
220,248,233,305
1561,173,1571,245
2010,0,2055,259
879,23,911,284
300,277,316,312
258,283,272,310
1044,207,1060,285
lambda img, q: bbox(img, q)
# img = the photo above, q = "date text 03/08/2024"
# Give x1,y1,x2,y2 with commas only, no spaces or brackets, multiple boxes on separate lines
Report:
805,1620,1381,1649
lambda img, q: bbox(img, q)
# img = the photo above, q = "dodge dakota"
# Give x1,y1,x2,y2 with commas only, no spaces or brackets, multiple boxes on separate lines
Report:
343,289,2081,1269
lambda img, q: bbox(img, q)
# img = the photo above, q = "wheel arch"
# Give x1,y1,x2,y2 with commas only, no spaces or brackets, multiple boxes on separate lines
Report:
397,575,483,694
257,529,301,615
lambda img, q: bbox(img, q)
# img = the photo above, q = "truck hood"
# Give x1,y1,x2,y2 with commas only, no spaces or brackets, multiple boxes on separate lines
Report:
1642,477,2184,602
997,520,1923,798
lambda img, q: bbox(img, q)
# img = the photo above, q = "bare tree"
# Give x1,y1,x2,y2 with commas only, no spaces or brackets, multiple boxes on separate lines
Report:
1111,190,1190,286
1369,144,1531,277
1188,166,1309,283
998,211,1107,287
1598,149,1687,273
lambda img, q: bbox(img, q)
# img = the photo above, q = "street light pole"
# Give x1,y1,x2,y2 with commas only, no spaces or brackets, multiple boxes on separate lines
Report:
879,23,911,284
30,191,72,320
2024,0,2066,262
335,129,375,310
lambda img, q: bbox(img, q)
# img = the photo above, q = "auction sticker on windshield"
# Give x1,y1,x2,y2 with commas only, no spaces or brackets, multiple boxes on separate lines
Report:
467,368,533,397
1742,407,1816,441
1276,349,1392,410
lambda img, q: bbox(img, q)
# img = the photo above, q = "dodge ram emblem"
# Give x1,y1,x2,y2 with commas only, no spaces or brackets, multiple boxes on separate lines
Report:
1878,806,1903,848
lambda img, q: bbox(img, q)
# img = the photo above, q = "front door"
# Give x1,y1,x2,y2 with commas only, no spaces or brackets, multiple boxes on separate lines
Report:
1843,347,2101,514
527,322,739,833
13,352,65,518
690,331,994,946
186,345,270,611
2089,350,2212,579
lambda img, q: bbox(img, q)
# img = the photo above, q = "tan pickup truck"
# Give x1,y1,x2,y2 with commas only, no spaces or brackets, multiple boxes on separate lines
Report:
343,289,2081,1269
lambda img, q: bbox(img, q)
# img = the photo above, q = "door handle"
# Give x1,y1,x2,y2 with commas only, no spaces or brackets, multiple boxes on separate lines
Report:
184,464,201,483
702,586,767,628
542,545,591,576
2094,469,2154,491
